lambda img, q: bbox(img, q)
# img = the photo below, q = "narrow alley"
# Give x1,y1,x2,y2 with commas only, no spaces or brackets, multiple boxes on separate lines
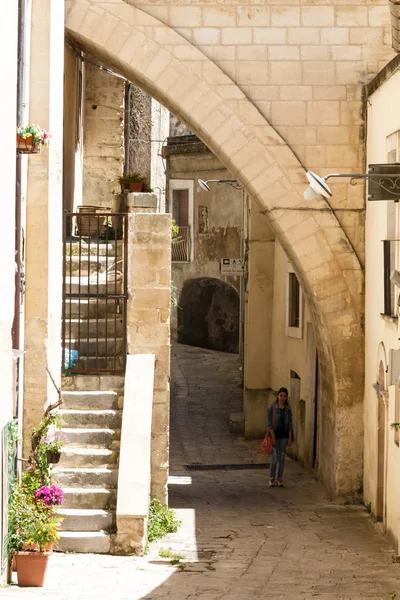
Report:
2,344,400,599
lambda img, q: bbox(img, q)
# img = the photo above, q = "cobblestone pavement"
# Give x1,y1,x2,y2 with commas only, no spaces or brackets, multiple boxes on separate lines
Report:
2,343,399,599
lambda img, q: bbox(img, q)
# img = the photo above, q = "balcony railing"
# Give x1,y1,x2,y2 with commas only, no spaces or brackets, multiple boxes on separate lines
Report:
172,226,191,262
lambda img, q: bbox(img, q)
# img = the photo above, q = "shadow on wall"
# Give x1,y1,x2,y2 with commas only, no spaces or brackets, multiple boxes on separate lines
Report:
177,277,239,354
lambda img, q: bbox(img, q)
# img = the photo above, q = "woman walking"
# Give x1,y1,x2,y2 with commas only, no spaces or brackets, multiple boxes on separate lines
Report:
267,387,293,487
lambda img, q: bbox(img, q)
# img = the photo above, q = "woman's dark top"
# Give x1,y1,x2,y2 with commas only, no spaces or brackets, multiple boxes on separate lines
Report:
274,408,289,439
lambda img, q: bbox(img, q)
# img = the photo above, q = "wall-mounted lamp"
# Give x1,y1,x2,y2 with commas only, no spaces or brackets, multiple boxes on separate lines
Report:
304,164,400,202
197,179,242,192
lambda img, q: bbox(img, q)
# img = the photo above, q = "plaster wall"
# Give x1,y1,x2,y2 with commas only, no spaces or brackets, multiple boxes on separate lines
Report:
244,201,317,469
23,0,64,454
0,0,18,584
83,64,125,208
166,145,242,334
365,67,400,547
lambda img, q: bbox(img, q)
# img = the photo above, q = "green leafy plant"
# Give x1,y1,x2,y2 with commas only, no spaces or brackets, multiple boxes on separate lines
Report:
364,501,372,513
17,124,51,147
8,484,62,554
391,423,400,432
118,172,153,192
147,499,181,543
158,547,184,565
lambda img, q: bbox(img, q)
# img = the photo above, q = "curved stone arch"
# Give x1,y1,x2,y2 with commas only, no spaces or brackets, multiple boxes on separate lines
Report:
65,0,364,496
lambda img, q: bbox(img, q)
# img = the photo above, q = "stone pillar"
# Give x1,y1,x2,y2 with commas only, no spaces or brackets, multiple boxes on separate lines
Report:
23,0,64,450
126,197,171,503
243,198,276,439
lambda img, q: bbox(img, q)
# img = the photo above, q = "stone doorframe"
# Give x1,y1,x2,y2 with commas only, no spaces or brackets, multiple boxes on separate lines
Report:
65,0,364,499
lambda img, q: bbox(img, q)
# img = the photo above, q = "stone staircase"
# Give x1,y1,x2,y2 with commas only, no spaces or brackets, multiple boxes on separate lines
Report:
54,376,124,553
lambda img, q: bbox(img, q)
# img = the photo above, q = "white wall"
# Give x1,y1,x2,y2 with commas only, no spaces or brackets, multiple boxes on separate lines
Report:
365,67,400,548
0,0,18,583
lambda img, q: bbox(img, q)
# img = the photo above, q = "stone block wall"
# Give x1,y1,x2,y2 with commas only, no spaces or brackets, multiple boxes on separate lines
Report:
126,209,172,503
83,64,125,208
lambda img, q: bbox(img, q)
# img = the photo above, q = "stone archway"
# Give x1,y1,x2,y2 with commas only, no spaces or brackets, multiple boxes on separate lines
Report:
178,278,240,353
65,0,364,498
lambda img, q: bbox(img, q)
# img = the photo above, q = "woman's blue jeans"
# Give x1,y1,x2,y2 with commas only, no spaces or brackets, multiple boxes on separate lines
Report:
270,438,288,479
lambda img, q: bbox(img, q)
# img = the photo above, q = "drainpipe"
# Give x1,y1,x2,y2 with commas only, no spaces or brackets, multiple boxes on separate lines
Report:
124,82,132,176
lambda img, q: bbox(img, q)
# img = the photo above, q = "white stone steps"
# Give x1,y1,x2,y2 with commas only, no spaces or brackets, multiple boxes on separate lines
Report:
57,531,111,554
62,427,120,447
66,241,122,258
66,255,120,276
62,375,124,392
62,391,120,410
59,447,118,468
66,337,124,355
58,508,115,532
60,409,122,429
64,298,120,319
62,487,117,510
65,356,124,370
54,467,118,488
64,318,123,337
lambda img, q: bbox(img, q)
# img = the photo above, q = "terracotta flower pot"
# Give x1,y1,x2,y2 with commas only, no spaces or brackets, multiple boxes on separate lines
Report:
12,553,17,572
16,134,40,154
46,451,61,464
129,182,143,193
16,551,51,587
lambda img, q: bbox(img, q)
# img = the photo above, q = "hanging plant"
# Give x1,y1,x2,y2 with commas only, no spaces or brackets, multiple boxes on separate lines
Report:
16,124,51,154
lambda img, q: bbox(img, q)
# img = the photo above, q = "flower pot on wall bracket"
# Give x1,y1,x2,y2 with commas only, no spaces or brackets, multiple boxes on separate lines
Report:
46,451,61,464
129,182,143,192
16,134,40,154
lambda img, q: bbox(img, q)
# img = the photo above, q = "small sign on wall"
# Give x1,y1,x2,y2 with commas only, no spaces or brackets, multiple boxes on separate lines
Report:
220,258,245,276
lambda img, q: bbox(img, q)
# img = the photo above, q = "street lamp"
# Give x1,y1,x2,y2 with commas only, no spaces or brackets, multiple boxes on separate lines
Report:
303,165,400,202
197,179,242,192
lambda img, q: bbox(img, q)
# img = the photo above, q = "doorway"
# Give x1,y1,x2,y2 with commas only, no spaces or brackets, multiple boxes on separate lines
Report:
376,361,387,526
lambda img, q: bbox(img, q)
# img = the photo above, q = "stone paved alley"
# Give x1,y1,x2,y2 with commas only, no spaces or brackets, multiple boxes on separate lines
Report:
1,343,400,599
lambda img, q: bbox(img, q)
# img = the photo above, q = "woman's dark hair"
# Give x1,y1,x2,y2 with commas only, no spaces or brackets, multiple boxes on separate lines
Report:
277,387,289,403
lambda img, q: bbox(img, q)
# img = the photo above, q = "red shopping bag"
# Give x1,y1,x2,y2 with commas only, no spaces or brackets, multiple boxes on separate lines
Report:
261,432,273,454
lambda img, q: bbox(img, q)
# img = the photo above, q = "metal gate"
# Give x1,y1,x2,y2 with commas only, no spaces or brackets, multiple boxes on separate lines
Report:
62,211,128,374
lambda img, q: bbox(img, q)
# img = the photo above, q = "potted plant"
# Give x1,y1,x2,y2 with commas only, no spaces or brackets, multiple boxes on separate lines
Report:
118,172,152,193
16,124,51,154
9,484,62,586
39,431,69,464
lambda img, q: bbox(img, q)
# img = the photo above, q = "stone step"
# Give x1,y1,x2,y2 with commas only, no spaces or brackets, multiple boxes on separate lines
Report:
65,356,124,371
59,447,118,468
66,241,122,258
62,391,120,410
66,255,121,276
57,531,111,554
64,298,121,319
64,337,124,355
60,409,122,430
62,375,125,392
62,487,117,510
64,276,123,295
62,428,120,447
64,318,124,337
58,508,115,532
54,467,118,489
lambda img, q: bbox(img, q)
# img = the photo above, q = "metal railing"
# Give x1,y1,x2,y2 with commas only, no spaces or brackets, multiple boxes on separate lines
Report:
172,226,191,262
62,212,128,374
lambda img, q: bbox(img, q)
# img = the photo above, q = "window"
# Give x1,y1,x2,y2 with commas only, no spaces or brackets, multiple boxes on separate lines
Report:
288,273,300,327
286,270,303,339
169,180,194,262
394,384,400,447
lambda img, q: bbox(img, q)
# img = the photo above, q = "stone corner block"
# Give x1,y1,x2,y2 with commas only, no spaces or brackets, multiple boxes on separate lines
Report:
126,192,158,211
